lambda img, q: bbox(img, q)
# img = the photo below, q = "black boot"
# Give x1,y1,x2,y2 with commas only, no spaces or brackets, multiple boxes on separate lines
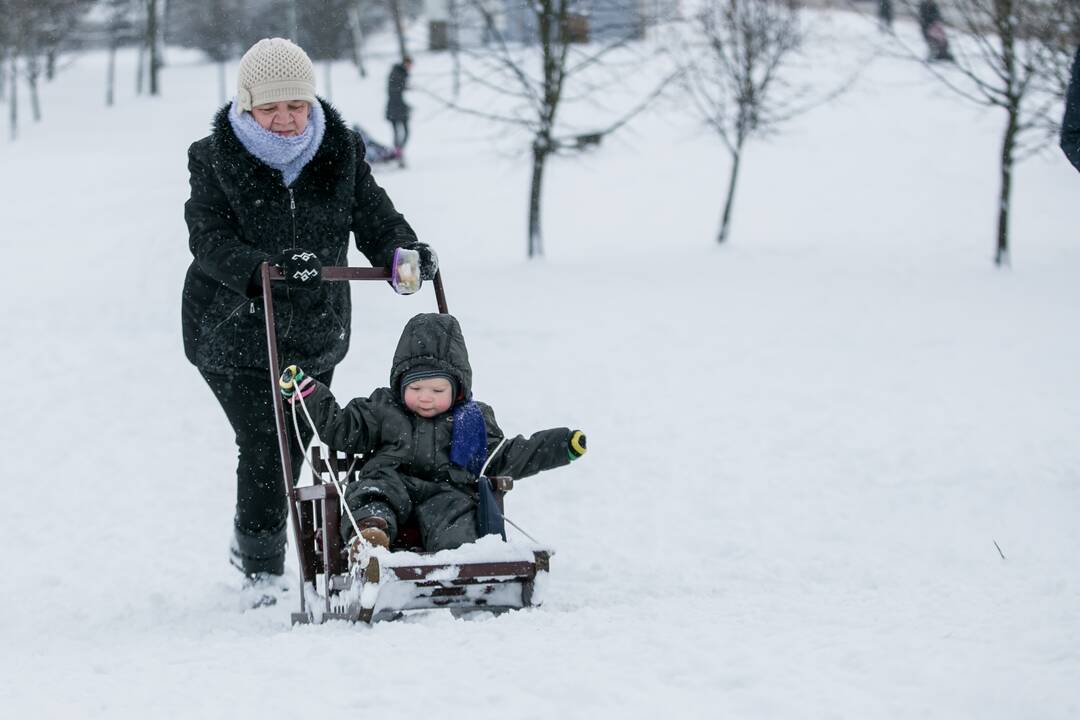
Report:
230,523,287,576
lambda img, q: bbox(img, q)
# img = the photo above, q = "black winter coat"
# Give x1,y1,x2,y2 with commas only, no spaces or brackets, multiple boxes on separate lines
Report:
297,314,573,484
385,63,410,122
1061,47,1080,174
917,0,942,36
182,100,417,374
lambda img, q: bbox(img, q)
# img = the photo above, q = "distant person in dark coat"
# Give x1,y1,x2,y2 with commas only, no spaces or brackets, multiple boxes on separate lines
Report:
917,0,953,62
878,0,893,32
1061,47,1080,173
917,0,942,36
386,56,413,165
278,313,587,553
183,38,437,593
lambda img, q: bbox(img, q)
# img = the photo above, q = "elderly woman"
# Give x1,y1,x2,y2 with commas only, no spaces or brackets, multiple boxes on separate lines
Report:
182,38,437,596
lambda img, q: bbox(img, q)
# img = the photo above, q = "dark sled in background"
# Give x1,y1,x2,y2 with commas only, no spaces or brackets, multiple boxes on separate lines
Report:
259,263,552,624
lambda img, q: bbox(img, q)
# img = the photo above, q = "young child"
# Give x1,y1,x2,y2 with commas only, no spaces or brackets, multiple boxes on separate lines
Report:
280,312,587,552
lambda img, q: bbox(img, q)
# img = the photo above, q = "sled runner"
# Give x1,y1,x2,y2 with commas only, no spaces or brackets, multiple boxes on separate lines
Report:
259,263,552,624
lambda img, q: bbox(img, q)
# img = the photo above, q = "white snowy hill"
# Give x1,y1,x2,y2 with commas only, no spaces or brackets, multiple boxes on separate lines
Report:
1,10,1078,719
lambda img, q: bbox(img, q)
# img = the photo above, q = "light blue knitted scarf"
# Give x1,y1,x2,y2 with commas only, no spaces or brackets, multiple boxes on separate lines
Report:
229,99,326,187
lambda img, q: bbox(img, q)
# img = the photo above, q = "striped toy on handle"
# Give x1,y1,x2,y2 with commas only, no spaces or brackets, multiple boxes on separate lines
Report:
279,365,315,399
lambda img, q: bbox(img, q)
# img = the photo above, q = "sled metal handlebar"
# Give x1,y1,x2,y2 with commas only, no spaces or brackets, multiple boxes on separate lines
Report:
260,263,448,612
262,265,448,312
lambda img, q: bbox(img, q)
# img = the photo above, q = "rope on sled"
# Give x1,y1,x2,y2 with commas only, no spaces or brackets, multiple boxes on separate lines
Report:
289,389,366,545
476,436,542,544
479,437,506,478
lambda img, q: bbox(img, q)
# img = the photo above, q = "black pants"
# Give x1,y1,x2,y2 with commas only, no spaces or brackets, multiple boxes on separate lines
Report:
343,465,479,552
200,366,333,566
390,119,410,150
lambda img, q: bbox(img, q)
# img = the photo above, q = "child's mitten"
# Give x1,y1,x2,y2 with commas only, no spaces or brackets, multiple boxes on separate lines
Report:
568,430,587,460
279,365,304,397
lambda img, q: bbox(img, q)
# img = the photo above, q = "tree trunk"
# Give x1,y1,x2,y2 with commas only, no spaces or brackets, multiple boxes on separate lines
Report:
995,104,1018,267
323,62,333,102
0,49,7,104
160,0,171,43
350,2,367,78
148,0,161,96
527,140,549,258
449,0,460,99
387,0,408,62
217,60,227,106
46,50,56,81
9,54,17,141
286,0,299,42
106,43,117,106
136,43,145,95
717,142,743,244
27,55,41,122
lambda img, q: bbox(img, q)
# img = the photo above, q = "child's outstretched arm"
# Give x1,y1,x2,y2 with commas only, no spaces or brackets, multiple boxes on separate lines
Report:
279,365,387,456
480,403,586,480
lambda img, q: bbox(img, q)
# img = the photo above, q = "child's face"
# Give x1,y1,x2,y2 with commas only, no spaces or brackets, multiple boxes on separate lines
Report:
403,377,454,418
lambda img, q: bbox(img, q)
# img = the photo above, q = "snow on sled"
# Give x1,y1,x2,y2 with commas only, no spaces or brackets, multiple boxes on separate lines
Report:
292,448,551,623
258,260,553,625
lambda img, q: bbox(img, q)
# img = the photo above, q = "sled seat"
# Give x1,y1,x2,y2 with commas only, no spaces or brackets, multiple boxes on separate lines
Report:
292,447,551,625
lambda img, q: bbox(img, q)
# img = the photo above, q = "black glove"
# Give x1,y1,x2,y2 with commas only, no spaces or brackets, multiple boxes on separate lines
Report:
401,242,438,280
275,248,322,291
568,430,587,461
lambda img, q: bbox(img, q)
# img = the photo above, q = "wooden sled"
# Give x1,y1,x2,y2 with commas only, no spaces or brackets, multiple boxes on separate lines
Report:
291,448,551,624
259,263,552,625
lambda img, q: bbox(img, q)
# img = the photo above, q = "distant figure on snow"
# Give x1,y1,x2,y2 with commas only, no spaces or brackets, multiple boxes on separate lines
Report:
878,0,894,33
918,0,953,62
1060,46,1080,174
386,55,414,167
352,123,402,165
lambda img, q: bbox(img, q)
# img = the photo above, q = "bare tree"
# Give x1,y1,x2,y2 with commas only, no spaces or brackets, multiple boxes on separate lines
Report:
133,0,163,95
104,0,138,106
179,0,241,104
1,0,93,134
442,0,673,257
0,2,7,106
146,0,162,95
448,0,461,97
4,42,15,141
297,0,354,101
348,0,369,77
283,0,296,39
1039,0,1080,99
896,0,1063,266
0,0,13,110
7,51,16,141
678,0,809,245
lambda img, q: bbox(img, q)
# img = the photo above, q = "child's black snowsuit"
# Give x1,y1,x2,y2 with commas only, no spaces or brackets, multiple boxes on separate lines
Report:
295,313,575,551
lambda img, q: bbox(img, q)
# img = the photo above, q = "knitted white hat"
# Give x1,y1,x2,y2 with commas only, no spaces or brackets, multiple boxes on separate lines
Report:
235,38,316,112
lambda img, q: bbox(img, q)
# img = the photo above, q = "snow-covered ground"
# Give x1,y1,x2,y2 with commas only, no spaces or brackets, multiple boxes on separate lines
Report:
2,11,1078,718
